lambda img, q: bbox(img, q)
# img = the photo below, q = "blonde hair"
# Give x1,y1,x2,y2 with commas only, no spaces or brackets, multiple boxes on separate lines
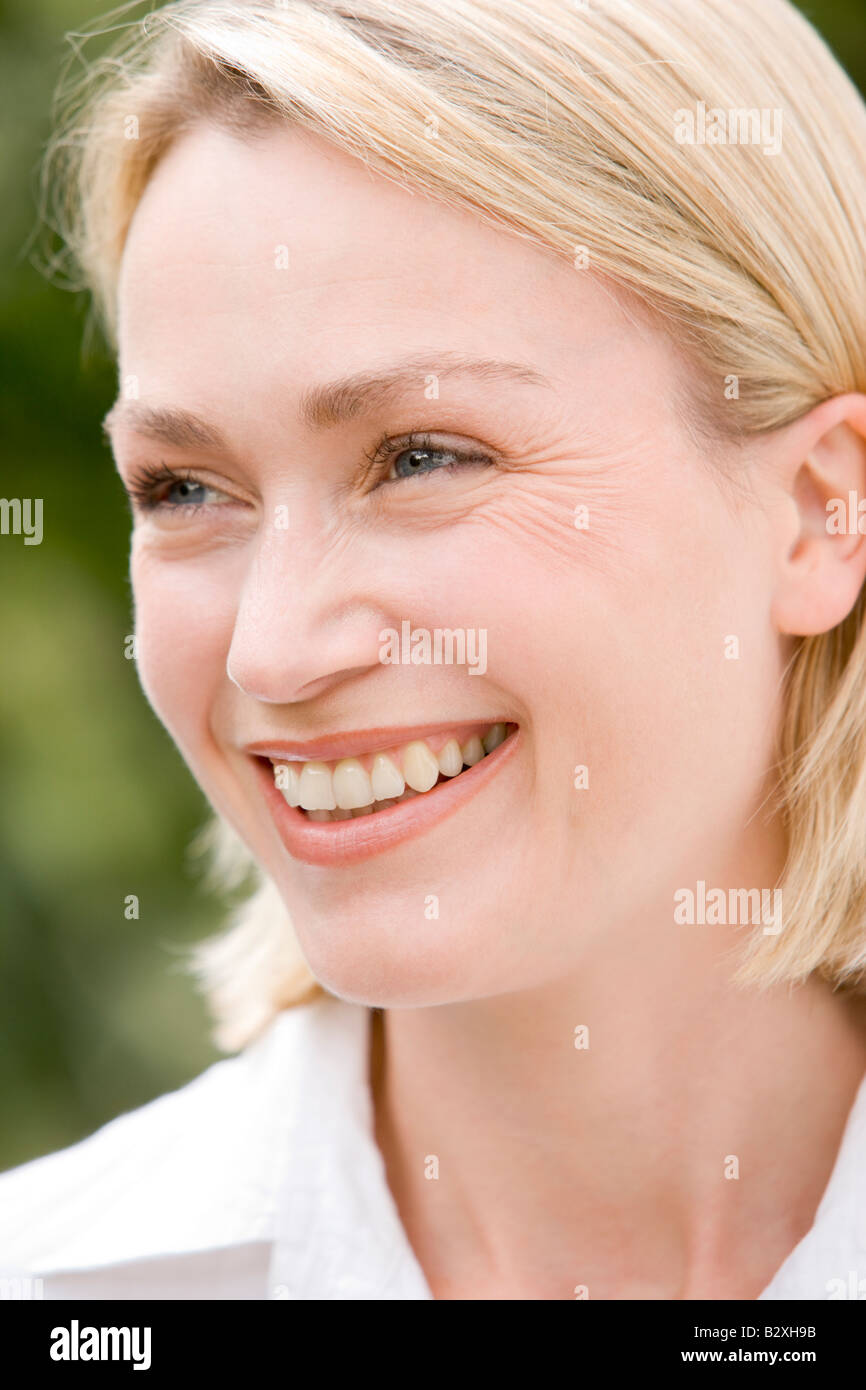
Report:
44,0,866,1048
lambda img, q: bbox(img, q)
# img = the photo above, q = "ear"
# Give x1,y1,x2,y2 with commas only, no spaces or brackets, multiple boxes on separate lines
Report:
770,394,866,637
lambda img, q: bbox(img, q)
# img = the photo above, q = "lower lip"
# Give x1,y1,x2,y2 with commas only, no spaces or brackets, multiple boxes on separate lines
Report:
255,727,520,867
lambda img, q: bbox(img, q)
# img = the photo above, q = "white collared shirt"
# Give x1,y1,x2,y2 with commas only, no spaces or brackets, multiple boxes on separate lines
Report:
1,993,864,1299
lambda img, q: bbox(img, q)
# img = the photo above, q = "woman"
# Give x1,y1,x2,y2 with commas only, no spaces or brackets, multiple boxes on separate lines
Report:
2,0,866,1300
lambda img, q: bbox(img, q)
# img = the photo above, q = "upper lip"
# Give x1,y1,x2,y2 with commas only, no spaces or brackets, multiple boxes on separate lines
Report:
244,719,513,763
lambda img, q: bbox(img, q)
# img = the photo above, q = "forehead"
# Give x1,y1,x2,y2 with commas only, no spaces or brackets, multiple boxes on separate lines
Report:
116,121,671,416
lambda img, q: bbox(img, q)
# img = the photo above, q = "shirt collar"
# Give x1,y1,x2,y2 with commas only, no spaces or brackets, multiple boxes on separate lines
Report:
267,996,433,1299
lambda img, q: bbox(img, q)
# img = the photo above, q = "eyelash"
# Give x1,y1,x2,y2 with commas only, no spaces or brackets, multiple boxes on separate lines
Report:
124,464,203,512
123,431,494,511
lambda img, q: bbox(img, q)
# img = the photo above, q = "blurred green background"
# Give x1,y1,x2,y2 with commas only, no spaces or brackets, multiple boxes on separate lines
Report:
1,0,865,1172
0,0,228,1173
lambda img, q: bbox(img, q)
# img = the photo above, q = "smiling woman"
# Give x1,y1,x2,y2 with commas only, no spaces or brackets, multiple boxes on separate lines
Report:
3,0,866,1306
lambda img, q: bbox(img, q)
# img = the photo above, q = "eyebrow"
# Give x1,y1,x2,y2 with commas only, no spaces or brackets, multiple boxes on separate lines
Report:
101,353,553,447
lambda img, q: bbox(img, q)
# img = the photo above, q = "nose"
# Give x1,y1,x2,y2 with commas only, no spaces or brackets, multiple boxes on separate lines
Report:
225,520,386,704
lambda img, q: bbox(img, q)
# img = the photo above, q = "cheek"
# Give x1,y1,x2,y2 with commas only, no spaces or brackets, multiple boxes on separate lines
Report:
434,468,775,816
130,544,236,744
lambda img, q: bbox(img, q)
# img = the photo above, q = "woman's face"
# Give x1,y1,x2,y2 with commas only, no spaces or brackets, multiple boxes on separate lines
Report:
109,122,791,1005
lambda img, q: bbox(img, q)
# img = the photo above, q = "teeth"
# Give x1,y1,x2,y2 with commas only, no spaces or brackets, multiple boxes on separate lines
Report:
437,738,463,777
460,735,485,766
482,722,506,754
274,764,301,807
402,741,441,793
272,723,512,820
298,761,336,811
333,758,374,809
370,753,405,800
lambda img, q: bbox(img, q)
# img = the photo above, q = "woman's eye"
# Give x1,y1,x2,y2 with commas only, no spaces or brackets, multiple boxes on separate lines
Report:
163,478,217,507
388,445,458,480
123,465,233,514
380,434,495,483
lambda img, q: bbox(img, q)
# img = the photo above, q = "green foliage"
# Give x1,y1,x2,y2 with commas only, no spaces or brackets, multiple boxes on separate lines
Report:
0,0,223,1171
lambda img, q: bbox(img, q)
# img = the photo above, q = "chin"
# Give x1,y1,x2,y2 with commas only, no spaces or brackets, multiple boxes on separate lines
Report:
294,919,498,1010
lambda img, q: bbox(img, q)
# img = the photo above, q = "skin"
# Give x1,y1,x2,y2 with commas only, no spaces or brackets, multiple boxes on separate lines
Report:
108,121,866,1299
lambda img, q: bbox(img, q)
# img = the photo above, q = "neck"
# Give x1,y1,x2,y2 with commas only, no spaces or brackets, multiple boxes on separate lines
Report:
371,911,866,1300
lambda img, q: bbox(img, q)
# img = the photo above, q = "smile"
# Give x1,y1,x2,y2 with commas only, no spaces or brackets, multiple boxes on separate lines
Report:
251,720,519,866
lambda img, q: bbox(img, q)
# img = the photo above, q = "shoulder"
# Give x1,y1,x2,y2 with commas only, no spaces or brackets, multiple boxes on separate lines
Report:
0,997,350,1274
